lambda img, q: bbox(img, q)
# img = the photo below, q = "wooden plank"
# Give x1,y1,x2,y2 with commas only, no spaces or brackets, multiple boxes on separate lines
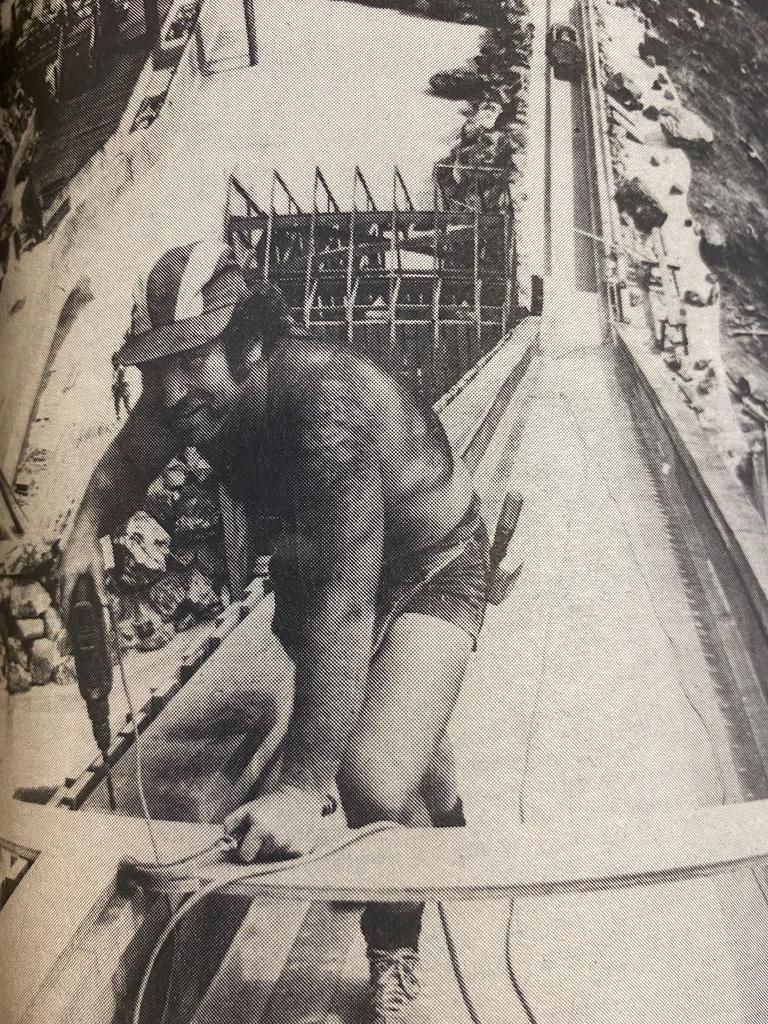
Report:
4,796,768,1024
8,798,768,907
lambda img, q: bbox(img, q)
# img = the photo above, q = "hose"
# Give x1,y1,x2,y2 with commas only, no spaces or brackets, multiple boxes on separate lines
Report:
131,820,400,1024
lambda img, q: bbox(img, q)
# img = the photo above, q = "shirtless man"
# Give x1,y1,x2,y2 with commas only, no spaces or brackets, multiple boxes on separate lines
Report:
59,239,490,1022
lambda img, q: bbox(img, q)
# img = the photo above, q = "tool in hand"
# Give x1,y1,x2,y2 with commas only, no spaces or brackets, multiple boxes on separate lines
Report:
68,573,117,811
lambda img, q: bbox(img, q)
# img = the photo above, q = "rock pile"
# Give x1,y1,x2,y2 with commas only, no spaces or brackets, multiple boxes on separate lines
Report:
1,446,227,694
615,175,669,232
659,107,714,151
108,447,226,653
0,544,75,694
430,14,532,210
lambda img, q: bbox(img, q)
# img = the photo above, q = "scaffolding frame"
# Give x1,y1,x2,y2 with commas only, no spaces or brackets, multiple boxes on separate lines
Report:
224,166,522,404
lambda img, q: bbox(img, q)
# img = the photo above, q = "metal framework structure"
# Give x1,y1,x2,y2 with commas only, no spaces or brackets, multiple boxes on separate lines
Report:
224,166,522,405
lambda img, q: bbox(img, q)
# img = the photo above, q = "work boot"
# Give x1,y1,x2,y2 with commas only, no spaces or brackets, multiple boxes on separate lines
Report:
367,947,430,1023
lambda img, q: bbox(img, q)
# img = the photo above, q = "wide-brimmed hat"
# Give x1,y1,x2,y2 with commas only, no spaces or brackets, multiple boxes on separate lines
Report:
116,239,254,366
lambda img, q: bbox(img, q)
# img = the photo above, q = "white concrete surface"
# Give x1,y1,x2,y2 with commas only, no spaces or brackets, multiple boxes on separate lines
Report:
449,286,768,1023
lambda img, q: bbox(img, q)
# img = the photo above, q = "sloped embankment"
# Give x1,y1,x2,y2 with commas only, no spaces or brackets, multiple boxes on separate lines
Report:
627,0,768,376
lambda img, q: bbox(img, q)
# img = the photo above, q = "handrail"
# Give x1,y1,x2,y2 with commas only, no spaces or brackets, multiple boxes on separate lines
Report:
579,0,621,252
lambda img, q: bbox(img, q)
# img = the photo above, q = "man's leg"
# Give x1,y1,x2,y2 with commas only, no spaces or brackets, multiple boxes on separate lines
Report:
338,611,472,955
422,731,467,829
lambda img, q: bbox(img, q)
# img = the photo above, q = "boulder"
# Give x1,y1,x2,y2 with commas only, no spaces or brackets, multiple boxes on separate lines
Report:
30,637,60,685
606,70,644,110
7,636,27,668
176,486,219,524
184,569,220,618
144,477,178,531
162,459,189,491
16,617,45,642
429,66,486,102
148,571,189,622
116,592,175,651
113,512,171,589
639,32,669,65
183,447,214,487
0,538,56,578
169,544,227,591
43,605,69,653
660,107,714,150
615,176,669,232
137,621,176,652
174,516,218,544
463,101,503,141
700,221,727,263
51,656,78,686
9,581,51,618
7,662,32,694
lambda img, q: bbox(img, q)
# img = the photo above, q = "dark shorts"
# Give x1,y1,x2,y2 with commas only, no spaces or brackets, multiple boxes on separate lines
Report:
375,497,491,651
271,497,491,658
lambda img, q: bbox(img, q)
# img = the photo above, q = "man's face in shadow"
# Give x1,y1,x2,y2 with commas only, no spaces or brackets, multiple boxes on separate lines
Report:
140,339,244,446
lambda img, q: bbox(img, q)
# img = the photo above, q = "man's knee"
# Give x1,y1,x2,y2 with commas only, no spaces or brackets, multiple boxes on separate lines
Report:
339,744,424,826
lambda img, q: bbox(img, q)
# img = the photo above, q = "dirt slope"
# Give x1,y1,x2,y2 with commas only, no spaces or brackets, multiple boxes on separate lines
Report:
631,0,768,383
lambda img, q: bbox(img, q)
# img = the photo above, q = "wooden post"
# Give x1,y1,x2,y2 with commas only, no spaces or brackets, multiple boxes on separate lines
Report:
243,0,257,66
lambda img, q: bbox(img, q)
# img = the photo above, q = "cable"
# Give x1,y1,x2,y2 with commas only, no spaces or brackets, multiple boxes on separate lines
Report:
108,607,163,864
438,903,486,1024
504,899,543,1024
131,820,400,1024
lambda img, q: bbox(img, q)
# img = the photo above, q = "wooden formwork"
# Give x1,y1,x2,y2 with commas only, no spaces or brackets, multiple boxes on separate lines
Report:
225,166,524,406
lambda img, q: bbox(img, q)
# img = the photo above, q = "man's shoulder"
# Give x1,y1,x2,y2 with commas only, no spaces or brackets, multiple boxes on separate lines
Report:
266,339,391,473
270,336,402,408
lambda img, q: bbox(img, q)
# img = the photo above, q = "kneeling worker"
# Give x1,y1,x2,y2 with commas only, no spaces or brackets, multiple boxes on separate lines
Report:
59,239,490,1023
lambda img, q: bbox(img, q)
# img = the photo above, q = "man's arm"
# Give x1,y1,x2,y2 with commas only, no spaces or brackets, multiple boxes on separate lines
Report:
59,394,179,611
279,448,384,794
225,379,386,862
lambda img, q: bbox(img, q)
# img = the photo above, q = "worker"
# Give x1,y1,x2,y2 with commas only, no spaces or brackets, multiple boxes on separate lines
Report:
111,352,131,419
58,239,491,1022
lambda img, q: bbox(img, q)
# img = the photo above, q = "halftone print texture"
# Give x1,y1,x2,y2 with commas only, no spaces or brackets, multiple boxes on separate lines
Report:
4,0,768,1023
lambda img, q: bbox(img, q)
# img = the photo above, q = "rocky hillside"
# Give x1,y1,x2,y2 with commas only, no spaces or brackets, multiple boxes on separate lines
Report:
627,0,768,379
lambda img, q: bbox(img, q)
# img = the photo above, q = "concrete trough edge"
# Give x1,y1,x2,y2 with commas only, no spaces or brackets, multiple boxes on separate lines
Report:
617,326,768,650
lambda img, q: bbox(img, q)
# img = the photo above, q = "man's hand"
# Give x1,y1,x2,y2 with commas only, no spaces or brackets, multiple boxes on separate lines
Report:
58,529,109,619
224,783,337,863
